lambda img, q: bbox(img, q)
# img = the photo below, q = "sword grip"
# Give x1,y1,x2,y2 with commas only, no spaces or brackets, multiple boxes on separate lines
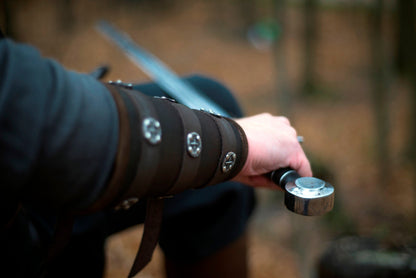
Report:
268,167,301,190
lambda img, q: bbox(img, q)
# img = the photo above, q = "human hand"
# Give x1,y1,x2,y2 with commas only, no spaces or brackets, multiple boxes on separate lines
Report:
233,113,312,189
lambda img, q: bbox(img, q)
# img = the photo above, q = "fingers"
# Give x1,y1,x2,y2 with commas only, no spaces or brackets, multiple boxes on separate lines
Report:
284,130,312,177
292,149,313,177
276,117,312,178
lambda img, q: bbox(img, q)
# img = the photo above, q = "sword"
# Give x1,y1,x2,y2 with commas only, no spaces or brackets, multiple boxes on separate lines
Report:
96,20,229,117
96,21,334,216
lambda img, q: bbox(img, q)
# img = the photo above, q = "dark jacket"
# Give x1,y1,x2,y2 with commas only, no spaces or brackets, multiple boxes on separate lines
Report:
0,38,247,215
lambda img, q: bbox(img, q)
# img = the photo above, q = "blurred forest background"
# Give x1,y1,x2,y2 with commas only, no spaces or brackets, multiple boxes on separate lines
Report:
1,0,415,277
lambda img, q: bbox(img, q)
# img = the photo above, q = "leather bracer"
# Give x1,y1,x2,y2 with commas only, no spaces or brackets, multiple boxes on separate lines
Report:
86,83,248,212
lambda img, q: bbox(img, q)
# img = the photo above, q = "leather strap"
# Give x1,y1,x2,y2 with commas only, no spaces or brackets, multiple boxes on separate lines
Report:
75,84,248,277
121,91,161,199
94,85,164,278
225,117,249,176
128,198,164,277
84,84,138,212
206,116,239,186
44,199,164,278
102,86,164,277
167,103,202,194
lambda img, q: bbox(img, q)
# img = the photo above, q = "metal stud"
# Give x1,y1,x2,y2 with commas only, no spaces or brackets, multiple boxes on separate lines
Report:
187,132,202,158
199,108,222,118
115,197,139,210
142,117,162,144
222,152,236,172
108,79,133,89
153,96,177,103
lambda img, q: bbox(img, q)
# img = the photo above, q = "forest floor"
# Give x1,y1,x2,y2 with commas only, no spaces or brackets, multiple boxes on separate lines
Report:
7,0,416,277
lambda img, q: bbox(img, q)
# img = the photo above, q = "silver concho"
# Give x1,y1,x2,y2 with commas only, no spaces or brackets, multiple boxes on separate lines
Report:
115,197,139,210
108,79,133,89
222,152,236,172
142,117,162,144
187,132,202,158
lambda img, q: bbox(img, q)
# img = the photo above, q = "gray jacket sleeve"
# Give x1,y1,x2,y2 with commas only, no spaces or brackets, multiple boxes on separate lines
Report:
0,39,119,211
0,39,248,214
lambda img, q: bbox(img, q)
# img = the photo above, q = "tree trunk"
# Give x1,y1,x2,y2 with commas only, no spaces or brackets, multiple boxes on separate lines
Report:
239,0,257,32
272,0,291,116
395,0,415,76
302,0,318,96
370,0,390,188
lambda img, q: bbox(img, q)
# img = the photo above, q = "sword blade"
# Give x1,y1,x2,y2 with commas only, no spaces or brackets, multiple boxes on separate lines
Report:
96,21,229,117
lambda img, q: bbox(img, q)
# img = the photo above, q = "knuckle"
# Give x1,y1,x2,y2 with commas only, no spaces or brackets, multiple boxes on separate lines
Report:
288,126,297,137
277,116,290,125
260,112,273,118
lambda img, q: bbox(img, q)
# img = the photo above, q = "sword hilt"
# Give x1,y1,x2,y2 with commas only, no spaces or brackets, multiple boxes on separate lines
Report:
267,168,334,216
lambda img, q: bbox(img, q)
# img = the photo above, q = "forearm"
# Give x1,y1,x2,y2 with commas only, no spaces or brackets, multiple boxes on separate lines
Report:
0,39,311,214
87,84,248,211
0,39,249,213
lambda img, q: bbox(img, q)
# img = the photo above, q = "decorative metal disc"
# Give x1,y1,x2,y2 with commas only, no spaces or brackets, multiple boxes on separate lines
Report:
115,197,139,210
187,132,202,158
142,117,162,144
222,152,236,173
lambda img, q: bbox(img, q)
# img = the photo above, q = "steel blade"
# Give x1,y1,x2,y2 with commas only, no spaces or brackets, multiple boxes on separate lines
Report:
96,20,229,116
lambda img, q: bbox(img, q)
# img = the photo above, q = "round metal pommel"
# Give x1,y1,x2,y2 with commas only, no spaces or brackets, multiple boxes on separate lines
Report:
284,177,334,216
